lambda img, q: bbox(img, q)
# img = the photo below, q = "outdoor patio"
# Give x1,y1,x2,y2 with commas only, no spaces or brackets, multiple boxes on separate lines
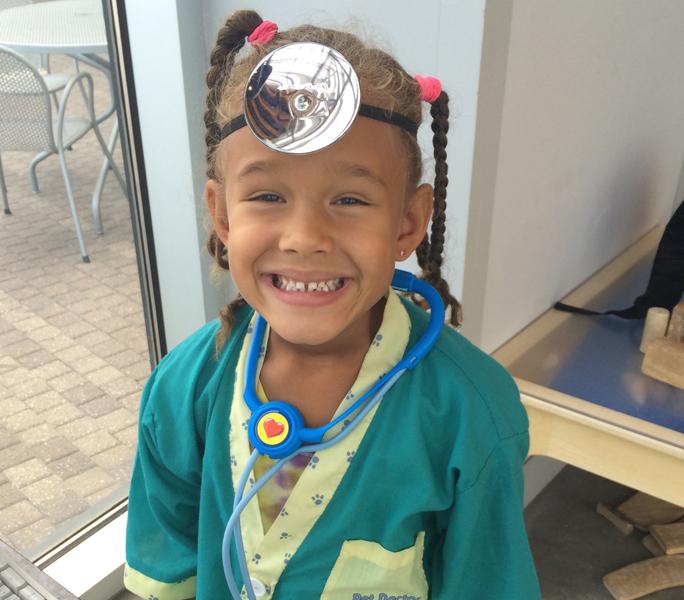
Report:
0,54,148,555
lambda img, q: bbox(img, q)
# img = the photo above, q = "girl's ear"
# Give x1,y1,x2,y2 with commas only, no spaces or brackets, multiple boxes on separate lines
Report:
204,179,229,245
396,183,433,260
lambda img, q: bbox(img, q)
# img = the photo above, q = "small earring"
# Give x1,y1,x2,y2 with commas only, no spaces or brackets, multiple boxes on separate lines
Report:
399,249,406,258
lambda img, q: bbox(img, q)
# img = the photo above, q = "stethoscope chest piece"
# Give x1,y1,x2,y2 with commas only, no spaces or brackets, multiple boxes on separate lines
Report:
248,401,305,459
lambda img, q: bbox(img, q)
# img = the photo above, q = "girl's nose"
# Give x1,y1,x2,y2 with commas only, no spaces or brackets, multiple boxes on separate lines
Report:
278,207,334,255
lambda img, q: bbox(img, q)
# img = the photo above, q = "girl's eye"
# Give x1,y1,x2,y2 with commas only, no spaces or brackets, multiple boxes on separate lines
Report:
334,197,368,206
249,193,282,203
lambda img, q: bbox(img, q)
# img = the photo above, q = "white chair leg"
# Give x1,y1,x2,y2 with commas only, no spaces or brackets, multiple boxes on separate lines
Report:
29,150,51,193
57,147,90,262
0,154,10,215
92,125,120,234
92,118,125,191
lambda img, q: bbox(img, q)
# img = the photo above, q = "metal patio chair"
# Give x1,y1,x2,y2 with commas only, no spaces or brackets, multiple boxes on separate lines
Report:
0,45,123,262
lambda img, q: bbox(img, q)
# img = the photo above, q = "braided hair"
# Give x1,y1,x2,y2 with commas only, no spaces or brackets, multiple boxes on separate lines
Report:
413,92,463,326
204,10,262,347
205,10,462,351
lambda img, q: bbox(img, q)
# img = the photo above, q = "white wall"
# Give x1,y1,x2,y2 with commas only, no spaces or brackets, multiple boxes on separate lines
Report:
124,0,206,348
124,0,235,349
462,0,684,352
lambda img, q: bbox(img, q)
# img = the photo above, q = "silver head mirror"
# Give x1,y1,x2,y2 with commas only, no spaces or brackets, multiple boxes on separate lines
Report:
244,42,361,154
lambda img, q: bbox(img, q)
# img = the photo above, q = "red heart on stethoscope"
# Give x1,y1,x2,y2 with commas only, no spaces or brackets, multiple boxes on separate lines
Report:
263,418,285,438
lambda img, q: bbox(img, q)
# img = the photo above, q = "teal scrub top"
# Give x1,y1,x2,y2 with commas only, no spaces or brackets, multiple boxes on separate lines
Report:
124,294,541,599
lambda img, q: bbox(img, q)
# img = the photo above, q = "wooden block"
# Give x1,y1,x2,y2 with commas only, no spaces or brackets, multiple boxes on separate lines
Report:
666,301,684,342
642,534,665,556
603,555,684,600
616,492,684,531
641,337,684,390
650,522,684,555
641,309,670,352
597,501,635,535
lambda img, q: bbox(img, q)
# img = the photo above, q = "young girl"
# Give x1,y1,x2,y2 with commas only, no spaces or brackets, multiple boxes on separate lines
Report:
124,10,540,600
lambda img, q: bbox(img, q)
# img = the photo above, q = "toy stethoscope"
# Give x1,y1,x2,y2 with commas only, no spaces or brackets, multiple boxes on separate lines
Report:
222,270,444,598
218,41,445,598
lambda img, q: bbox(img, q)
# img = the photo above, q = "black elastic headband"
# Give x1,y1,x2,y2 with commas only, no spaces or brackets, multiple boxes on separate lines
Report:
220,104,419,141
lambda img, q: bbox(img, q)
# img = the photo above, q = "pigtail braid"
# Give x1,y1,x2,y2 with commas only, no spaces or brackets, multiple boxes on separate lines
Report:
214,296,248,354
205,10,264,271
414,91,463,328
205,11,263,176
205,10,264,352
415,235,430,268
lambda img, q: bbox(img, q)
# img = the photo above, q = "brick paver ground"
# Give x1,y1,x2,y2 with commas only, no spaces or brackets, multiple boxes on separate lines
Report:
0,55,148,555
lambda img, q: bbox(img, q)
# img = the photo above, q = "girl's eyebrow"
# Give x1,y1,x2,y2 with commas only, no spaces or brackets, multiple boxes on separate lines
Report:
236,159,386,189
335,161,387,189
236,160,279,179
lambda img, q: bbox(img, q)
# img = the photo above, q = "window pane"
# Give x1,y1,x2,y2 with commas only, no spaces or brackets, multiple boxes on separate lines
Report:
0,2,149,557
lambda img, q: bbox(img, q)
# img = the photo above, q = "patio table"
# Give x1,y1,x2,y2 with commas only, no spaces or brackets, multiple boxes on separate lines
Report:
0,0,107,54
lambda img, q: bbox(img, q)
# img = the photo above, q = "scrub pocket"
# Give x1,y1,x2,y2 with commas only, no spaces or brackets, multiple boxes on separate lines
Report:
321,531,428,600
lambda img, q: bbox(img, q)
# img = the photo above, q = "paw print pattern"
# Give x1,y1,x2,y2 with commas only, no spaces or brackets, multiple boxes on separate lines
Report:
308,456,319,469
259,345,266,358
251,553,261,564
148,596,160,600
345,392,356,401
372,333,383,347
312,493,324,506
280,531,290,540
247,325,254,333
241,419,249,431
230,454,237,467
248,477,255,488
341,418,352,431
280,508,289,517
346,450,356,463
283,552,292,564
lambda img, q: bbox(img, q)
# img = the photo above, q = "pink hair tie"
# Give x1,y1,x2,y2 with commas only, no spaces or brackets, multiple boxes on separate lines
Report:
247,20,278,46
414,75,442,103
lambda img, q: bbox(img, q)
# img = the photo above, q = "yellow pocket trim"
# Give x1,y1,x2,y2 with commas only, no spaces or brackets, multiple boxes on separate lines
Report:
124,562,196,600
322,532,428,599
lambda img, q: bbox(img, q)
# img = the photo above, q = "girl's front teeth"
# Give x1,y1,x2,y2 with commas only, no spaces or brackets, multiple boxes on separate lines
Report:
273,275,344,292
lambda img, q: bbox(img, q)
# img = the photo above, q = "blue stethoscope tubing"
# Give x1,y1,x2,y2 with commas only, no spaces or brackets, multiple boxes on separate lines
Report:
222,269,445,599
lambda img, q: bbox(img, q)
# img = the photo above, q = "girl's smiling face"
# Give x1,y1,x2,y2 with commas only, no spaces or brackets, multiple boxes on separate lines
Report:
205,118,432,353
